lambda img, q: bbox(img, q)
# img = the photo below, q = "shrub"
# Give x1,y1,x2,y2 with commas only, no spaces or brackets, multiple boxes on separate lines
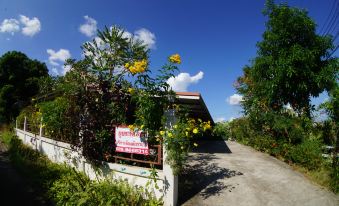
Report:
0,132,162,205
39,97,80,142
229,117,255,144
213,122,231,140
287,139,323,170
50,172,161,206
16,106,40,133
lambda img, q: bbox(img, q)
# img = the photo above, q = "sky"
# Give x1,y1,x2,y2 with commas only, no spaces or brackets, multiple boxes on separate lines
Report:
0,0,338,122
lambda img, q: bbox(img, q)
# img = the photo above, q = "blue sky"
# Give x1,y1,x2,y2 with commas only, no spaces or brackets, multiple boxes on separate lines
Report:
0,0,338,122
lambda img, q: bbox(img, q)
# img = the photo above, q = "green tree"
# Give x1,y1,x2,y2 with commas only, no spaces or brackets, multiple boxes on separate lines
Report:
0,51,48,123
237,0,338,117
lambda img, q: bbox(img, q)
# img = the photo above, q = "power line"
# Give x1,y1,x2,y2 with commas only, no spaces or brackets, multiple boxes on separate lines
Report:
324,7,339,36
322,0,339,36
332,31,339,42
320,0,337,35
326,44,339,59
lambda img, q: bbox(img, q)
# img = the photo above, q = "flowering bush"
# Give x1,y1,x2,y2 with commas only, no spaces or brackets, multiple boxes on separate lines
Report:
17,25,211,175
157,107,211,174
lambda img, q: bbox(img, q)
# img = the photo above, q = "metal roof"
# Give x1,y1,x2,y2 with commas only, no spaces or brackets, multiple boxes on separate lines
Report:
176,92,214,125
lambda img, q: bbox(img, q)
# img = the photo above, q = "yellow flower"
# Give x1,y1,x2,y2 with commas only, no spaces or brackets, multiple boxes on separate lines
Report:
128,59,147,74
128,87,135,94
173,125,177,129
160,131,165,136
185,131,189,137
193,128,198,134
168,132,173,138
128,125,134,131
124,63,130,68
140,125,144,129
194,143,198,147
169,54,181,64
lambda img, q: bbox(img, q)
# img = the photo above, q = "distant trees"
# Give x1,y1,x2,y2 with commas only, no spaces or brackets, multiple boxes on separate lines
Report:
0,51,48,123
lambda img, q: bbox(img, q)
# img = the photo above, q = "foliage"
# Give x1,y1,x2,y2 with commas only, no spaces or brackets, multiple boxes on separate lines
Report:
227,117,338,193
16,25,203,175
287,138,323,170
39,97,80,142
59,26,182,164
16,105,41,133
0,131,162,205
237,0,338,117
50,171,161,206
0,51,48,123
230,2,338,193
159,107,211,174
213,121,231,140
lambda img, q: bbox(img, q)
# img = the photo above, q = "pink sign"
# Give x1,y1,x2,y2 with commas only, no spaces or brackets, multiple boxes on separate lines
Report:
115,126,149,155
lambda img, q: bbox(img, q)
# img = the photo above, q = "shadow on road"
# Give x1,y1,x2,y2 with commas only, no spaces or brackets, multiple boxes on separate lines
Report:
179,141,243,205
192,140,232,154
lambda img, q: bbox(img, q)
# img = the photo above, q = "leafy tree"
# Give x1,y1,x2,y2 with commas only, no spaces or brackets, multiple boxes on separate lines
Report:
237,0,338,117
0,51,48,123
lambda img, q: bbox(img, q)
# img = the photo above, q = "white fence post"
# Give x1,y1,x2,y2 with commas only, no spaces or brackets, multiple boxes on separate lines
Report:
163,109,178,206
39,117,43,137
23,116,27,131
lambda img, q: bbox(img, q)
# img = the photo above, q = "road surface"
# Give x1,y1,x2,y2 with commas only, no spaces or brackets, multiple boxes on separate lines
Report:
179,140,338,206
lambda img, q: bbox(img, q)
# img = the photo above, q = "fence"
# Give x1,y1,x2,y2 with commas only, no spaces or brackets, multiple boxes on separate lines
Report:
15,110,178,206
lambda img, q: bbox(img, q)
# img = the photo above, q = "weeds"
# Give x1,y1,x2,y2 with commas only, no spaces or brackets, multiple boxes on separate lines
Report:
0,130,162,205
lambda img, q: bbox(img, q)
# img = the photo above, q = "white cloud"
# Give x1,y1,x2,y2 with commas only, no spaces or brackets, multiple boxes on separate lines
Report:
215,117,226,123
134,28,156,49
79,15,97,37
227,94,243,105
0,18,20,34
229,117,235,122
62,65,72,75
47,49,71,65
19,15,41,37
122,30,132,40
51,67,59,76
167,71,204,92
114,27,155,49
47,49,71,75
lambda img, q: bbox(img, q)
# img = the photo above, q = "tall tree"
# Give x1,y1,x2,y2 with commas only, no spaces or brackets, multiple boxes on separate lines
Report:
0,51,48,123
237,0,338,117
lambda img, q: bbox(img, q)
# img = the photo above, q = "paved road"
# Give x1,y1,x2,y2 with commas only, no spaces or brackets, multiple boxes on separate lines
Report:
0,140,49,206
179,140,339,206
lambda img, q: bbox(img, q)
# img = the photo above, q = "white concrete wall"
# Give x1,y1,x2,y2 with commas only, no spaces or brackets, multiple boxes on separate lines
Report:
15,128,164,199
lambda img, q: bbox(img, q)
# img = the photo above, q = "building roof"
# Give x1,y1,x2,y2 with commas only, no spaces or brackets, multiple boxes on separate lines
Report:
176,92,214,125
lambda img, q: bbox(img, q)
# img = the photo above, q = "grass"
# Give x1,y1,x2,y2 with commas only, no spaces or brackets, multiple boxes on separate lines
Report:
291,163,333,191
0,128,162,206
238,139,338,194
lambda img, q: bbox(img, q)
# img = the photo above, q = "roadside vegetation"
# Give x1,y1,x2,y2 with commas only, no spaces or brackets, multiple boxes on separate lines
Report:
0,129,162,206
214,0,338,193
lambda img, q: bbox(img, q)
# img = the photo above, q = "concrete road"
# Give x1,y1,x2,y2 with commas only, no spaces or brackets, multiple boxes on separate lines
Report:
179,140,339,206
